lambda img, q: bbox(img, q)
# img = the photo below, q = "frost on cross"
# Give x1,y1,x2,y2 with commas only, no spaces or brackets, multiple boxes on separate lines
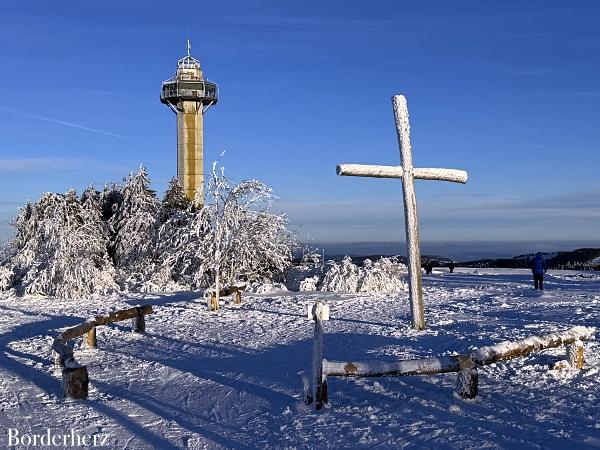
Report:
337,94,469,330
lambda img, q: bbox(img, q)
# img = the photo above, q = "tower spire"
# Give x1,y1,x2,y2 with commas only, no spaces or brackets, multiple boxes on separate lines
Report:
186,39,191,57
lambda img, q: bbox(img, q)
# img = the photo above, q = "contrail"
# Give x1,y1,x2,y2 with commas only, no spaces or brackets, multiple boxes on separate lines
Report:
0,106,128,139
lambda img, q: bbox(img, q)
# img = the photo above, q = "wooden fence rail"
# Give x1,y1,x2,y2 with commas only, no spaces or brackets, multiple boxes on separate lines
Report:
307,301,596,409
203,284,245,311
51,305,153,400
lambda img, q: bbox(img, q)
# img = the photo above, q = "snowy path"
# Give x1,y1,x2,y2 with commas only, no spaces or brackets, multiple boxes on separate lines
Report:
1,269,600,449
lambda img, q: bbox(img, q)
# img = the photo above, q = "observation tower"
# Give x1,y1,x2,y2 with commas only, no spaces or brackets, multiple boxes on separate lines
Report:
160,41,218,204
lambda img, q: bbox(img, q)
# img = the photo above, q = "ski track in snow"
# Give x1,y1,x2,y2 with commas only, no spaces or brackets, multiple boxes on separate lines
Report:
0,269,600,449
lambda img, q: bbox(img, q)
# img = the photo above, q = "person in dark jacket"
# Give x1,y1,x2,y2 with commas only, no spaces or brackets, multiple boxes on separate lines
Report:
423,260,433,274
530,252,547,290
448,261,455,273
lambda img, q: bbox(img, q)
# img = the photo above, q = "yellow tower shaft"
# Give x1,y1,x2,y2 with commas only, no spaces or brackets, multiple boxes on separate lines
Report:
177,101,204,204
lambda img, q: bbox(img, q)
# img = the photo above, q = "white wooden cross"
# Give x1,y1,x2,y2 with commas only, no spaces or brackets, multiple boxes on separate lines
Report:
336,95,468,330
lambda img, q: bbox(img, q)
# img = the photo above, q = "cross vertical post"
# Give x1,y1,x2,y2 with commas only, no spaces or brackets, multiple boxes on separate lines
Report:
392,95,425,330
336,94,468,330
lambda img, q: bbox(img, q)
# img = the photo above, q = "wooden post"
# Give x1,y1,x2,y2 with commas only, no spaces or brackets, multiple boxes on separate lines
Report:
132,307,145,333
233,290,242,304
62,366,89,399
209,293,219,311
215,267,221,311
85,327,97,348
567,340,584,369
455,356,478,399
310,302,330,410
53,345,74,368
314,317,328,409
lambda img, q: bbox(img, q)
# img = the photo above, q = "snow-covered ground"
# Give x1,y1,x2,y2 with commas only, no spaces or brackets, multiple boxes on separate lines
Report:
1,268,600,449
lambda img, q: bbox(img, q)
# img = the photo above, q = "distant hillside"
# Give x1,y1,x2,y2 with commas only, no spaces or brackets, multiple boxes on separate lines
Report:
312,248,600,271
460,248,600,270
316,241,600,262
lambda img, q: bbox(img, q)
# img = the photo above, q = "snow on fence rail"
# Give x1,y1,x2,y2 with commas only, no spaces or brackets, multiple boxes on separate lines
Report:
306,301,595,409
51,305,153,400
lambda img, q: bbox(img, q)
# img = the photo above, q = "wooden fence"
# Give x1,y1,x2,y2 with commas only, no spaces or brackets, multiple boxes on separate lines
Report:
203,284,245,311
306,301,596,409
51,305,153,399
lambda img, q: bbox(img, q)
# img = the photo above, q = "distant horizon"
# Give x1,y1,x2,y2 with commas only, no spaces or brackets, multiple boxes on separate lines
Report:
314,240,600,261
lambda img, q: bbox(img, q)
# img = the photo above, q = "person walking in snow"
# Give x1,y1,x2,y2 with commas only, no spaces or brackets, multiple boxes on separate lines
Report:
448,261,455,273
530,252,547,290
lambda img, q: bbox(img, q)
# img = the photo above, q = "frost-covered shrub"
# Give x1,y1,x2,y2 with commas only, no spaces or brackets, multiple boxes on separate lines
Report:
357,257,408,293
299,275,320,291
288,256,408,293
321,256,360,292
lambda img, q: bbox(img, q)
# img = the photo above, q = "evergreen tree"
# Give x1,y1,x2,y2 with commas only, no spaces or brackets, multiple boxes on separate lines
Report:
99,182,123,222
11,188,116,297
159,177,190,223
112,166,159,275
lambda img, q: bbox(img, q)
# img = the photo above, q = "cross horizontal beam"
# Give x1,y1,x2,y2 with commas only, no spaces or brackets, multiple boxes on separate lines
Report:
336,164,468,184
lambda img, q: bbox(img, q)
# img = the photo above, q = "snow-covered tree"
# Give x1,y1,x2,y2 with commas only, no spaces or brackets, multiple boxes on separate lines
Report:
1,164,296,297
201,162,295,300
99,182,123,222
8,188,116,297
143,207,203,291
112,166,159,277
160,177,190,223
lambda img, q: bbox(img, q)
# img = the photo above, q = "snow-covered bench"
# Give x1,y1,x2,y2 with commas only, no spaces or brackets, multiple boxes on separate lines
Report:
51,305,153,399
306,301,596,409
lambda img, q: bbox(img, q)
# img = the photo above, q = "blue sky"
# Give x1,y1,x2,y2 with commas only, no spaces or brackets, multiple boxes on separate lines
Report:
0,0,599,248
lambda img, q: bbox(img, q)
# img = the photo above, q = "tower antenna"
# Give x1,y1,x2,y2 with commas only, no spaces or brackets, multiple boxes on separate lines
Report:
186,39,191,57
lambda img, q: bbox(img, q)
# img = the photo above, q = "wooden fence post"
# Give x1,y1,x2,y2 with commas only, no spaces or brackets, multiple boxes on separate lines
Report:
234,290,242,304
210,293,219,311
310,302,330,410
62,366,89,399
132,307,145,333
567,340,584,369
85,327,97,348
53,346,74,368
455,356,478,399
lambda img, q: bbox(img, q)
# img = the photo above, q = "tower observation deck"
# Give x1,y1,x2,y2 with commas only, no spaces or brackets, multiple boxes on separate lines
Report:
160,41,218,204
